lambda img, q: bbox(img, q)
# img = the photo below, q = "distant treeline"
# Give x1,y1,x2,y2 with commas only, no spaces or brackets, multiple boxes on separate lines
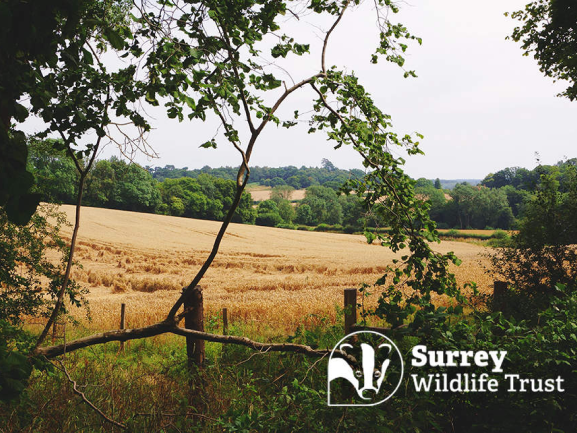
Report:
28,140,256,224
27,139,577,231
418,158,577,230
147,158,365,189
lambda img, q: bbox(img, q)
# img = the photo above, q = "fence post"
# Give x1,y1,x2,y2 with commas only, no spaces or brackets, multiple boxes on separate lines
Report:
184,286,205,369
344,288,357,335
222,308,228,335
493,281,507,312
120,303,126,352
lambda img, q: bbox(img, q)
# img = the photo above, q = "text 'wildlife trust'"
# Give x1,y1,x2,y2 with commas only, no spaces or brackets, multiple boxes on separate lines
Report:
410,345,565,393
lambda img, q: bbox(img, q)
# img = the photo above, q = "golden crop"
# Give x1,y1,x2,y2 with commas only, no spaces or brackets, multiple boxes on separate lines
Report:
56,205,493,332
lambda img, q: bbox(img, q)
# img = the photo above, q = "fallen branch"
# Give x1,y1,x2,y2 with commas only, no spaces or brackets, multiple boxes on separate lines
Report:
35,324,356,364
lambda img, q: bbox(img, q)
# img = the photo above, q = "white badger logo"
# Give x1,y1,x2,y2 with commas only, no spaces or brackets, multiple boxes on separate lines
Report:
327,331,404,406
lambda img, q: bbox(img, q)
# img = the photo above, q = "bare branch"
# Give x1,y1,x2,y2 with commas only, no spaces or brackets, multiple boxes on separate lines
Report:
322,0,352,73
56,360,127,430
36,95,110,349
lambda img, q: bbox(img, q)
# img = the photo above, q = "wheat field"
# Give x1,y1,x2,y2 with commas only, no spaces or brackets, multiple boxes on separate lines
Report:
246,185,306,202
56,205,492,332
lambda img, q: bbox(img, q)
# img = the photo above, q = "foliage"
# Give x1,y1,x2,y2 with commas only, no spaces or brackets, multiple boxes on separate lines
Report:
507,0,577,100
488,168,577,312
277,200,296,224
255,200,283,227
157,174,255,223
270,184,295,202
0,0,488,416
303,66,467,326
414,178,447,222
296,185,343,226
84,157,161,213
27,138,78,205
0,205,84,325
0,205,84,401
148,162,365,189
0,0,143,225
0,0,88,224
446,184,514,230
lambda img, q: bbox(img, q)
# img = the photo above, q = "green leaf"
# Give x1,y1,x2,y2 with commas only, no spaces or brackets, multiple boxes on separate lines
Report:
104,28,125,50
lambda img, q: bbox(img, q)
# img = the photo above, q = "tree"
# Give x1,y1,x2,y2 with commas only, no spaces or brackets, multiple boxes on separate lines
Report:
443,183,514,229
0,0,88,224
415,181,447,223
83,158,161,213
256,199,283,227
299,185,343,225
277,200,296,224
321,158,337,172
488,167,577,315
271,185,295,202
156,175,255,223
27,139,78,204
507,0,577,100
415,177,433,188
112,163,161,213
0,0,139,225
434,178,442,189
0,2,466,419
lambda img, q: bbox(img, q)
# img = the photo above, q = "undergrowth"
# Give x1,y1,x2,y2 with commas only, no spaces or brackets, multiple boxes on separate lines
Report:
2,292,576,432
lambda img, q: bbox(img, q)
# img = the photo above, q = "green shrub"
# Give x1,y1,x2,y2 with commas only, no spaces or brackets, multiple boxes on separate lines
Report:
276,223,297,230
255,212,283,227
313,224,344,232
343,224,357,234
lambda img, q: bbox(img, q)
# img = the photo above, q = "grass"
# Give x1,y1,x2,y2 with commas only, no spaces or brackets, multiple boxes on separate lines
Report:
7,316,349,432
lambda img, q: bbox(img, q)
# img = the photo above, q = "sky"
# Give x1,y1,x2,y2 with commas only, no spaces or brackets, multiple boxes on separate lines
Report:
22,0,577,179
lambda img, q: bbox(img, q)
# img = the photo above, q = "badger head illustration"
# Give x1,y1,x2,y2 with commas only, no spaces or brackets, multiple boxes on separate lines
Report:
327,331,403,406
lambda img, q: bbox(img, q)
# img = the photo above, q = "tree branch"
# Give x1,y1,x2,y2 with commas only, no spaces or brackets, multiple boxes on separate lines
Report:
36,324,356,364
164,172,250,322
165,73,327,323
35,97,110,349
322,0,351,74
219,22,256,134
309,82,415,231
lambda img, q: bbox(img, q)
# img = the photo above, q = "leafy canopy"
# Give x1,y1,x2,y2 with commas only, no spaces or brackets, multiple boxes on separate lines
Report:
507,0,577,100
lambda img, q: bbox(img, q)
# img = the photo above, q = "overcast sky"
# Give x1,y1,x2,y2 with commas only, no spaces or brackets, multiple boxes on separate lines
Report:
23,0,577,179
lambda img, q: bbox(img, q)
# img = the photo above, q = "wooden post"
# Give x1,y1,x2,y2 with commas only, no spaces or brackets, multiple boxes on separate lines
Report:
344,288,357,335
120,303,126,352
222,308,228,335
494,281,507,312
184,286,205,369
